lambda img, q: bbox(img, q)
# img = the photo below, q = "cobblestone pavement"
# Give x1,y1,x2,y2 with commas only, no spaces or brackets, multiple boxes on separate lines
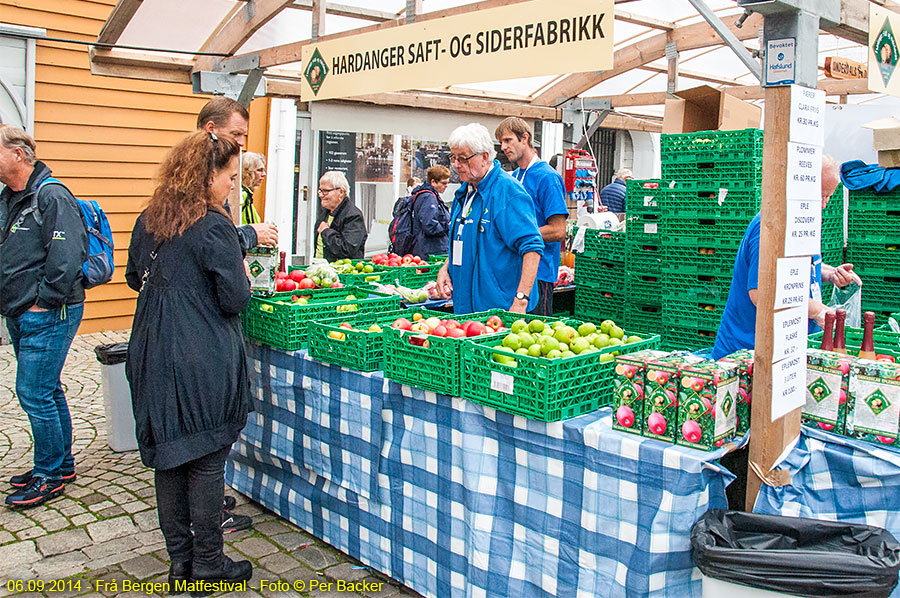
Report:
0,331,422,598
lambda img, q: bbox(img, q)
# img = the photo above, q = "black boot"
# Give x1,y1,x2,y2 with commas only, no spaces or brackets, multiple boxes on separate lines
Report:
189,556,252,597
168,560,191,595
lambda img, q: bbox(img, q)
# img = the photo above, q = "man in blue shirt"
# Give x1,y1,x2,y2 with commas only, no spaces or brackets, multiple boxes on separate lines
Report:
598,169,632,213
435,123,543,314
713,156,862,359
495,117,568,316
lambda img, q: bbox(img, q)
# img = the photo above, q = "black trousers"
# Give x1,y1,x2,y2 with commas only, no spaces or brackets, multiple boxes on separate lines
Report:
155,446,230,568
528,280,554,317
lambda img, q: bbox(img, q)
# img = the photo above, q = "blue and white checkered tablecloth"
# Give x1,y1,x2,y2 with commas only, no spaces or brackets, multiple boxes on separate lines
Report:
755,425,900,597
226,341,736,598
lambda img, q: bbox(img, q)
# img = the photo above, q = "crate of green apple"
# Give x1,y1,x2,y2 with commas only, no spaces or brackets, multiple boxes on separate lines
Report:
241,286,400,351
460,319,660,422
307,309,411,372
383,309,563,397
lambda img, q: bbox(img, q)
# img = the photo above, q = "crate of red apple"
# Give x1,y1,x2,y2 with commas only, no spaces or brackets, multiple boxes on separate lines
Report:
383,309,562,397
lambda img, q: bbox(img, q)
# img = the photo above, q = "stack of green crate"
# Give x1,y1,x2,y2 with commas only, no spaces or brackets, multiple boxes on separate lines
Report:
847,186,900,325
659,128,764,351
820,183,845,301
574,228,626,322
623,179,668,334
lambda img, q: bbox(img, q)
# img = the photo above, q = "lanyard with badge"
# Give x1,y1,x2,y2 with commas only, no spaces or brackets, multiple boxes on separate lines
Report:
451,186,481,267
810,255,823,302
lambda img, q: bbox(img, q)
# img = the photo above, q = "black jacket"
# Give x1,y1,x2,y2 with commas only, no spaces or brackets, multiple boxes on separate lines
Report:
125,209,252,470
314,197,368,261
0,161,87,318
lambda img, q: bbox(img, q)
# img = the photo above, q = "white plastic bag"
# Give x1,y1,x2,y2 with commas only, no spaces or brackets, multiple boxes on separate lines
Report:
829,282,862,329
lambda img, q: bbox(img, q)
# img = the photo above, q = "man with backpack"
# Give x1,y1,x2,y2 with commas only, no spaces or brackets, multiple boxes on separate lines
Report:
0,125,87,508
390,165,451,260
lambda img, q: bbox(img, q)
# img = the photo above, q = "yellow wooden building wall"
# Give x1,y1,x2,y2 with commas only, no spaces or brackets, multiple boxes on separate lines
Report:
3,0,270,333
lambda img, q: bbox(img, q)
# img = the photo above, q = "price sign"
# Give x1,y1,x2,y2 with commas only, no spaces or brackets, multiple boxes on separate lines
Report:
785,199,822,257
789,85,825,146
786,142,822,200
490,371,515,395
774,257,810,310
773,305,808,363
771,354,807,421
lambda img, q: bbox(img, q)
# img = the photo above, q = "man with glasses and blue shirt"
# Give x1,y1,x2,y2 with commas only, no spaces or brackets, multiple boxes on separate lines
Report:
496,117,568,316
435,123,544,314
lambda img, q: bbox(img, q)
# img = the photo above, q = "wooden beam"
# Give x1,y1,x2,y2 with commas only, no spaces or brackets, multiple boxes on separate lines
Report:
312,0,326,40
245,0,538,69
89,48,193,84
530,12,763,106
97,0,143,45
641,64,745,87
289,0,395,22
195,0,295,71
615,9,674,31
822,0,869,45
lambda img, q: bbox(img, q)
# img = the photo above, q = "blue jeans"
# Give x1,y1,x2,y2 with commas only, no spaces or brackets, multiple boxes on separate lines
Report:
7,303,83,480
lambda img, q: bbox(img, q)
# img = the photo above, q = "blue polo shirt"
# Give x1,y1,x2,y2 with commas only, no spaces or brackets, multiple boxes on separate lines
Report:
512,158,568,284
713,213,822,359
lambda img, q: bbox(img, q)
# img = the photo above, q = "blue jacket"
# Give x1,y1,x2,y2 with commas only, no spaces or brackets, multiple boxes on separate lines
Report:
409,182,450,260
448,161,544,314
599,178,627,213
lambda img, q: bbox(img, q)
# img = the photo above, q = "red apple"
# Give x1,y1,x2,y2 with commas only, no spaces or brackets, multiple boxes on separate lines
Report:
465,321,486,337
485,315,503,330
275,270,288,280
446,319,461,329
432,325,448,337
393,318,412,331
298,278,316,290
877,354,896,363
288,270,306,283
331,281,344,289
447,328,465,338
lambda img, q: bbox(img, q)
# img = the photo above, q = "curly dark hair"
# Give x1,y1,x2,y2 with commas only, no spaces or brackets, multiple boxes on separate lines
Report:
144,131,240,240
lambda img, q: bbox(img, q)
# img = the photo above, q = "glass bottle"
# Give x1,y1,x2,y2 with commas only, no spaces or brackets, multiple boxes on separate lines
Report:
859,311,877,360
819,311,835,351
833,309,847,354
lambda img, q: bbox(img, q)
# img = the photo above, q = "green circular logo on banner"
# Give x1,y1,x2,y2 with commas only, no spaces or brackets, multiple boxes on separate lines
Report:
304,48,329,95
874,18,899,86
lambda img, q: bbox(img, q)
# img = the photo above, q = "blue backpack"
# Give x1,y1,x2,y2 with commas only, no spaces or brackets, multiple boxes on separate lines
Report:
388,189,428,256
30,178,115,288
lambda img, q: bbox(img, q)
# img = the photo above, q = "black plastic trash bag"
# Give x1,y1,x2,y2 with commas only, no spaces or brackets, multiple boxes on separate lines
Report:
94,342,128,366
691,510,900,598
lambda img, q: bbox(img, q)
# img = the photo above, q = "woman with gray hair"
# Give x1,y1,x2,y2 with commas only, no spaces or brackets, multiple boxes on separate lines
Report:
435,122,543,314
240,152,266,225
313,170,367,260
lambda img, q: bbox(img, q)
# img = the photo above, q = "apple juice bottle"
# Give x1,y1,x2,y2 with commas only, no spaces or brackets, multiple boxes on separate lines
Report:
819,311,835,351
833,309,847,354
859,311,877,360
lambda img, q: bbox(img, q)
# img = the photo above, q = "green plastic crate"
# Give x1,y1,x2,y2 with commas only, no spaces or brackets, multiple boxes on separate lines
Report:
624,302,663,336
574,286,625,322
626,242,663,273
847,244,900,271
808,326,900,360
662,217,749,248
382,309,562,396
307,309,411,371
663,272,731,303
660,129,764,163
625,213,664,246
574,255,625,289
460,333,661,421
860,274,900,306
578,228,627,262
662,325,717,352
241,286,400,351
661,161,763,184
665,245,738,274
625,272,664,303
848,188,900,211
663,299,725,329
626,179,668,215
663,181,760,219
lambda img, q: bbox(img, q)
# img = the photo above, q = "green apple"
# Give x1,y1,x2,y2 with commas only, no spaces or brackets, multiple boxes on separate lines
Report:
546,349,562,359
561,350,576,358
527,343,542,357
527,320,546,334
511,319,528,334
577,322,597,337
597,353,614,363
364,265,375,273
551,320,566,330
540,328,555,337
492,352,517,367
559,343,568,352
516,348,529,355
608,337,624,346
610,325,625,340
626,335,643,344
571,337,591,354
517,332,536,347
593,334,610,349
553,326,577,345
600,320,615,334
539,336,560,355
502,334,522,351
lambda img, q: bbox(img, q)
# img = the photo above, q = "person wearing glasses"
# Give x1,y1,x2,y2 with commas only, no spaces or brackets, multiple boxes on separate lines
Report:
712,156,862,359
435,123,543,314
314,171,367,260
125,131,253,590
240,152,266,225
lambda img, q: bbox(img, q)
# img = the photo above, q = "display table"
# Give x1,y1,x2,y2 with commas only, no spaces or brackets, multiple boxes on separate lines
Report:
226,341,736,598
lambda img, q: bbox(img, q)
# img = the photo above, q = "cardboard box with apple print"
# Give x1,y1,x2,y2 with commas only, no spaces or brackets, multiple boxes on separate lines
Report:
846,359,900,447
676,361,739,451
718,349,753,437
802,349,856,434
643,352,708,443
613,350,670,436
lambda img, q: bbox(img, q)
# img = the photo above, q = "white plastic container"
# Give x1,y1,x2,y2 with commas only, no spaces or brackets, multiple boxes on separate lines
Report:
702,574,805,598
100,360,138,452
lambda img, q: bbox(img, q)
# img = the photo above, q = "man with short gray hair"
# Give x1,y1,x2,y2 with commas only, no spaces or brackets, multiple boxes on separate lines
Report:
435,123,543,314
598,168,633,213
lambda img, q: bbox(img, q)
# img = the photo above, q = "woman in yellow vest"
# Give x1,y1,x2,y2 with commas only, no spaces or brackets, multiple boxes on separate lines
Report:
240,153,266,225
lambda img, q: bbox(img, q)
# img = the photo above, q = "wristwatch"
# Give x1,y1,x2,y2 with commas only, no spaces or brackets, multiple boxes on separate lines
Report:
515,291,530,302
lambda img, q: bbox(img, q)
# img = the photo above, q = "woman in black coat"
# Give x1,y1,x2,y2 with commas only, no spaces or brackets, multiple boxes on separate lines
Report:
125,131,253,592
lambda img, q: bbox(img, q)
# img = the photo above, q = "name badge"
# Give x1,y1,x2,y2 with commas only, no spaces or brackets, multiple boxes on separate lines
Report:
452,240,463,266
811,281,822,303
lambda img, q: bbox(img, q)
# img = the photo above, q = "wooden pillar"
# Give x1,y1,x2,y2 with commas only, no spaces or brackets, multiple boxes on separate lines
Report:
312,0,326,42
746,85,801,507
666,37,678,95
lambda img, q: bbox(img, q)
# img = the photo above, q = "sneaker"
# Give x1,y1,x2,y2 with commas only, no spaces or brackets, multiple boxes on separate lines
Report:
10,469,75,488
5,476,65,508
220,510,252,533
223,495,236,511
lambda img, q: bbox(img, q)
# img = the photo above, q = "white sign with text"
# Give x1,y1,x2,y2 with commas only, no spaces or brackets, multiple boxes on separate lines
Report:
772,354,808,421
786,142,822,200
773,305,808,363
785,199,822,257
789,85,826,146
774,257,811,310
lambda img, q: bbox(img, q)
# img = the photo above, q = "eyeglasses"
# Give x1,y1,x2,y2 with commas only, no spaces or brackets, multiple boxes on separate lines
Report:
449,153,477,165
317,188,337,196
